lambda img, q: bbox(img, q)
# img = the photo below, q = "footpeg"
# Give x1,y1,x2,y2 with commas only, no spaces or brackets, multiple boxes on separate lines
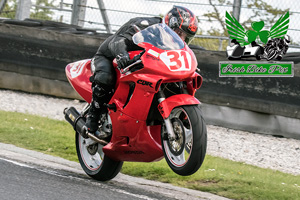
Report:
95,131,111,140
86,132,108,146
105,103,117,112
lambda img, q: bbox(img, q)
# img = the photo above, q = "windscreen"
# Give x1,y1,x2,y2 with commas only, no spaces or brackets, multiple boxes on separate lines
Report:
132,23,185,50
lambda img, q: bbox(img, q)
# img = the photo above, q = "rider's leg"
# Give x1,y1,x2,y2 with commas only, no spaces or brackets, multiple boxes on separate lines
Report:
85,83,113,133
85,56,116,133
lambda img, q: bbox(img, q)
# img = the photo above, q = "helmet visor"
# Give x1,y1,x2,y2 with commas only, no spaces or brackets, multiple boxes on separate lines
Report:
174,28,195,44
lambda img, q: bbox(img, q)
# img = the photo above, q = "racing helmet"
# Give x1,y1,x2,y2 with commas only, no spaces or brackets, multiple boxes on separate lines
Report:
164,5,198,44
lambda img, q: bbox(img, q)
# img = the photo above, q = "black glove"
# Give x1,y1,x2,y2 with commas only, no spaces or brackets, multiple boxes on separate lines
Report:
116,52,130,69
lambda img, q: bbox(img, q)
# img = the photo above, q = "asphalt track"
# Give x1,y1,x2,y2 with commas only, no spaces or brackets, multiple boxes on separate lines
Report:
0,158,173,200
0,143,230,200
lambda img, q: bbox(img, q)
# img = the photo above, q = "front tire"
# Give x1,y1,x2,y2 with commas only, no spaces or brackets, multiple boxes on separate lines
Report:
76,132,123,181
161,105,207,176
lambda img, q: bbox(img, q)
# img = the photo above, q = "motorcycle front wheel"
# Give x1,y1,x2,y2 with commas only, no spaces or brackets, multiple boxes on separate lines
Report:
161,105,207,176
76,132,123,181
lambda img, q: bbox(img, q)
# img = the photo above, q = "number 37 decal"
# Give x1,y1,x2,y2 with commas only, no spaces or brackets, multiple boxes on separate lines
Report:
160,50,192,72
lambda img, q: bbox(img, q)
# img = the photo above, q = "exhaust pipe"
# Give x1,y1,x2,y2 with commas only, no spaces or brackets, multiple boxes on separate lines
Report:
64,107,108,146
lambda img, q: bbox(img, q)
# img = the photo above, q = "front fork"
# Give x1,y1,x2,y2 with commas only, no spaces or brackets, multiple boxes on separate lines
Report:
157,88,176,141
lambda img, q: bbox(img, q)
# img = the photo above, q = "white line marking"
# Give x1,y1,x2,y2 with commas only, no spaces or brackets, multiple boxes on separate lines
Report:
112,188,159,200
0,157,34,168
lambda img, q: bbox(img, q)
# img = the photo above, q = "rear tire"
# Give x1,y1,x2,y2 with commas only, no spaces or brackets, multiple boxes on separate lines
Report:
161,105,207,176
76,132,123,181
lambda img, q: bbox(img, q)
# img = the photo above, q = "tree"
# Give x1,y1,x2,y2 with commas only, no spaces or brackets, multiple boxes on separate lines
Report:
30,0,56,21
0,0,56,20
0,0,17,19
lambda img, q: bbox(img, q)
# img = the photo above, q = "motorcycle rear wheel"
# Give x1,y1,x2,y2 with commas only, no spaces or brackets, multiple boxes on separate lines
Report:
76,132,123,181
161,105,207,176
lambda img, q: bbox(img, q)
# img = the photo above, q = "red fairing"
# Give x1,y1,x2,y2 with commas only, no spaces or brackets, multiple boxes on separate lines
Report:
135,42,198,81
158,94,200,119
103,115,164,162
65,59,92,103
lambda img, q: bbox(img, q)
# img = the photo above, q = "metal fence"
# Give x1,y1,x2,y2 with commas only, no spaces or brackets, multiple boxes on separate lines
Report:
1,0,299,51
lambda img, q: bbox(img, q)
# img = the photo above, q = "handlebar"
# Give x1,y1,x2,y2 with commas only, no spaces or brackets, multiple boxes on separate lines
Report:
118,50,145,74
121,60,142,74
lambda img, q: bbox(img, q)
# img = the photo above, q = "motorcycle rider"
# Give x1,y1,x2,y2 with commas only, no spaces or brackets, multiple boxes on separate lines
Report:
264,35,290,60
85,5,199,135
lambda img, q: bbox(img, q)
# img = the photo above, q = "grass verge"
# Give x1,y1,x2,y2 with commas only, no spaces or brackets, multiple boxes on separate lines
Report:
0,110,299,200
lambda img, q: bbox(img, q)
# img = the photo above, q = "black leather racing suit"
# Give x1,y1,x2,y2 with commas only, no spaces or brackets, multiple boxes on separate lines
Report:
86,17,162,133
91,16,162,88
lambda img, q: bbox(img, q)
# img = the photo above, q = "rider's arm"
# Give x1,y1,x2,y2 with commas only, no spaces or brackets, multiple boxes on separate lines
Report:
108,36,131,58
108,17,162,58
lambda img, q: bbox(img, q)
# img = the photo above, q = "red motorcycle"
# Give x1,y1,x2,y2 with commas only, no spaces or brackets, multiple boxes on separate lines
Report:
64,24,207,181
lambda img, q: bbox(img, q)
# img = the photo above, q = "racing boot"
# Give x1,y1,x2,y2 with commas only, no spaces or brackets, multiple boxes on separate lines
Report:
85,102,101,133
85,84,110,133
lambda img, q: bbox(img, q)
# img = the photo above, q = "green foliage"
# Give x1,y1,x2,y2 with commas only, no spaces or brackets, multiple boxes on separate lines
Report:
0,0,55,20
1,110,300,200
243,0,289,28
0,0,17,19
30,0,56,21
